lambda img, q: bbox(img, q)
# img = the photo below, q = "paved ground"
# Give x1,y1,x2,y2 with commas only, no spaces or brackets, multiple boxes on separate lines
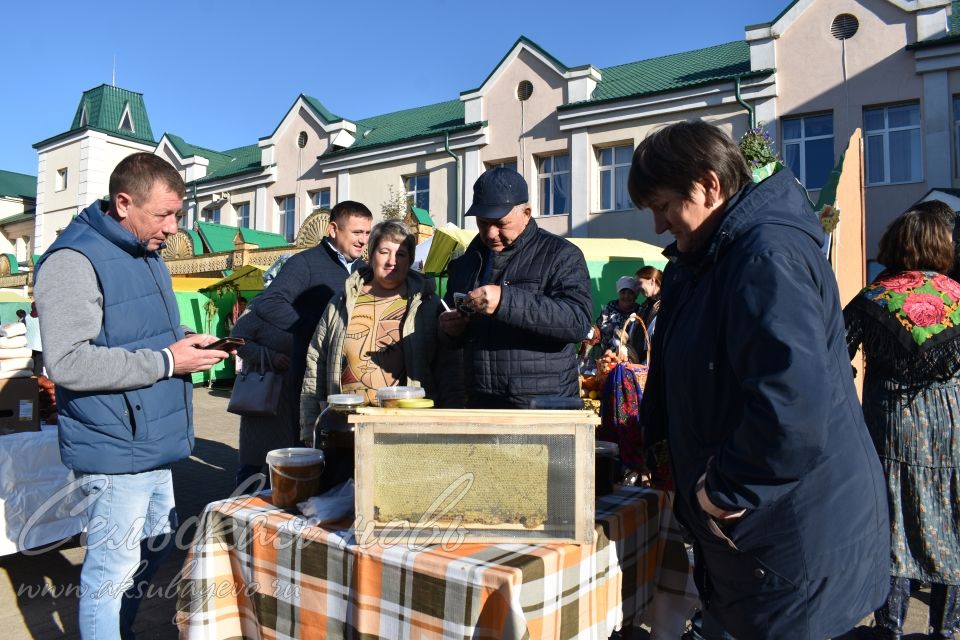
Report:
0,388,935,639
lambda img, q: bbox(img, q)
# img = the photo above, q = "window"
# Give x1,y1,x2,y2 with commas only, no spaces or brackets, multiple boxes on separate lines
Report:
783,114,834,189
277,195,296,241
864,103,922,185
55,168,68,191
201,207,221,224
954,97,960,178
538,154,570,216
235,202,250,228
311,189,331,212
405,174,429,210
487,160,517,172
597,144,633,211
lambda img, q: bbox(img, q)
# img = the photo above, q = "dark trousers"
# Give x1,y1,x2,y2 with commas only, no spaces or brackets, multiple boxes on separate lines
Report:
875,576,960,637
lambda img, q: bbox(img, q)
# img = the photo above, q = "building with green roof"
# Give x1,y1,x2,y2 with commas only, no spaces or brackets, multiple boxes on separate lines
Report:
25,0,960,265
0,169,37,265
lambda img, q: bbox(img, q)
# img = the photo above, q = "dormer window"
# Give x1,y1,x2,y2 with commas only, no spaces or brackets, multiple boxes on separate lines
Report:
79,105,88,127
119,103,135,134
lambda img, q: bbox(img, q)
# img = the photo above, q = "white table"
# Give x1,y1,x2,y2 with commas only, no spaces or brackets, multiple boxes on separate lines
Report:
0,426,86,555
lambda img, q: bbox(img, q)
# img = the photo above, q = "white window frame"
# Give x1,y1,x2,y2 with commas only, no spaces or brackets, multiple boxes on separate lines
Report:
311,189,331,213
864,103,923,186
201,207,221,224
537,154,571,216
405,174,429,211
954,96,960,178
486,160,517,172
55,168,68,192
235,202,250,228
596,143,634,212
782,113,834,189
277,195,296,241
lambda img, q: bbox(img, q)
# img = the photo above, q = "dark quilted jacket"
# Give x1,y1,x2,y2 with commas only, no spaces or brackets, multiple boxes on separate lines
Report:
444,220,592,407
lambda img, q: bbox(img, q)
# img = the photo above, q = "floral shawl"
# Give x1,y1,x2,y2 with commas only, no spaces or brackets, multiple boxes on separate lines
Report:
845,270,960,384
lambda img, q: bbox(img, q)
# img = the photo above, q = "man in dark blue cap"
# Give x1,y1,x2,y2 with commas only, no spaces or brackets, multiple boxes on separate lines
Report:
439,167,592,408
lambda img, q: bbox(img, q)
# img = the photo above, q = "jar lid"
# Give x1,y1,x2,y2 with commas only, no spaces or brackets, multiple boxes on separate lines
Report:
396,398,434,409
265,447,325,467
376,386,426,402
325,393,365,407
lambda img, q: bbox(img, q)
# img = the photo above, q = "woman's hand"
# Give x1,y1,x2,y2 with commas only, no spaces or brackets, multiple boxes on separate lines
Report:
272,352,290,371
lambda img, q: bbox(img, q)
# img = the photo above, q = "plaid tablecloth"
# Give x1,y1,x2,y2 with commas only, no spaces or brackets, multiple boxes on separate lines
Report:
176,486,665,640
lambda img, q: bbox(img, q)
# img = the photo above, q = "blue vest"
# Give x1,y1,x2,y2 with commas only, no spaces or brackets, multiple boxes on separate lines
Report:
36,201,193,474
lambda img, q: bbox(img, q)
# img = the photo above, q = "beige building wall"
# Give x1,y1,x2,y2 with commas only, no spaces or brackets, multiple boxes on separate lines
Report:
584,107,750,245
0,199,26,220
349,155,455,224
774,0,928,256
270,105,335,231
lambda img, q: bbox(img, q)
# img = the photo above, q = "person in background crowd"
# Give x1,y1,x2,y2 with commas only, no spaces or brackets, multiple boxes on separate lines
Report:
596,276,642,356
439,167,592,409
913,199,960,282
630,265,663,363
845,207,960,640
231,301,293,489
34,153,231,639
254,201,372,440
301,220,446,439
24,302,42,375
630,120,888,640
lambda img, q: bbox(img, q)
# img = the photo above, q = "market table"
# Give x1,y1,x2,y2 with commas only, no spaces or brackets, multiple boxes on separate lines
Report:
0,426,87,555
176,486,666,640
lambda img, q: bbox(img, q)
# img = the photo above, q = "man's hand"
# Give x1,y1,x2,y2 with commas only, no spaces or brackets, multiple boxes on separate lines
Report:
439,310,469,337
465,285,502,316
169,334,230,375
272,352,291,371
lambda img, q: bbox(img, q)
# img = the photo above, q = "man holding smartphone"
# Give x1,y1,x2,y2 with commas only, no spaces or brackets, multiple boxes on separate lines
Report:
34,153,231,639
439,167,592,408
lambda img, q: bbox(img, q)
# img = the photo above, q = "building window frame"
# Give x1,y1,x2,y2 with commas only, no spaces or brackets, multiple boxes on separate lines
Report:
277,195,296,241
486,159,517,172
596,143,634,212
201,206,221,224
537,154,570,216
863,102,923,186
235,202,250,228
782,112,835,190
405,173,429,211
55,168,68,192
954,96,960,178
311,188,331,213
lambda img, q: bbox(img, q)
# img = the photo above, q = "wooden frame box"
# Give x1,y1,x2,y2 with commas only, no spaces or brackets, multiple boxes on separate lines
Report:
352,408,599,545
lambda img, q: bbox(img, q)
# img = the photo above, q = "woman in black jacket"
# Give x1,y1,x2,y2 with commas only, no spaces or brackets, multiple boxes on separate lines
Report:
630,120,888,640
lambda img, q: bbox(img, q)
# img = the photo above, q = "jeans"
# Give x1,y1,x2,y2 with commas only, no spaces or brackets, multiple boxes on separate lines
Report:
77,470,177,640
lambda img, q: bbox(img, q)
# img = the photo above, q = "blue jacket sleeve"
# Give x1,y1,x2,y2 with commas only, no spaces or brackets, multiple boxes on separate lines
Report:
494,243,592,343
252,255,310,332
705,251,832,511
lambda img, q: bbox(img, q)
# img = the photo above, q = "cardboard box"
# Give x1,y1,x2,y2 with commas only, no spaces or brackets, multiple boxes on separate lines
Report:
0,377,40,436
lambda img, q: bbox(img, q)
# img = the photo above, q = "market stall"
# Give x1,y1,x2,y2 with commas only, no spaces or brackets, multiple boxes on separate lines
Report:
176,486,666,639
0,426,86,556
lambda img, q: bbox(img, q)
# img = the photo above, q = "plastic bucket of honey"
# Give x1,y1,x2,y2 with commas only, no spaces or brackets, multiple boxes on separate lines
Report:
265,447,325,509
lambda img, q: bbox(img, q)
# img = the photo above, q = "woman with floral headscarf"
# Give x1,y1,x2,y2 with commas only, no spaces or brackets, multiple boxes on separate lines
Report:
845,206,960,639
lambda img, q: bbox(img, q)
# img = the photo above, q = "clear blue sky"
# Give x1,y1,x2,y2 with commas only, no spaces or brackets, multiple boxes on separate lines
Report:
1,0,786,176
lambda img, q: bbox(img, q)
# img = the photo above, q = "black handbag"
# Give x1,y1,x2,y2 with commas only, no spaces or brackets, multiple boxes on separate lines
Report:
227,347,284,417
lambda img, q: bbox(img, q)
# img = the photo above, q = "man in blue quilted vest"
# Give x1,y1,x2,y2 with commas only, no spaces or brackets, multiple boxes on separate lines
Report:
34,153,231,640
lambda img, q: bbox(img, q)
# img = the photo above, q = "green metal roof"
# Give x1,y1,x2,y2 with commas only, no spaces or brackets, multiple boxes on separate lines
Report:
562,41,763,109
324,100,478,157
302,95,343,124
0,210,35,226
195,222,288,253
70,85,154,143
194,144,263,184
410,206,434,227
0,170,37,200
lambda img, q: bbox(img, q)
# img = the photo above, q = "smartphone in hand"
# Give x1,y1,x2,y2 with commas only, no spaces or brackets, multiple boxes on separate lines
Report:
202,337,245,351
453,292,475,315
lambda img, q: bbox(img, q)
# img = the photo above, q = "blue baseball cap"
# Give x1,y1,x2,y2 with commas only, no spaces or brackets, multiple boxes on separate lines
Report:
465,167,529,219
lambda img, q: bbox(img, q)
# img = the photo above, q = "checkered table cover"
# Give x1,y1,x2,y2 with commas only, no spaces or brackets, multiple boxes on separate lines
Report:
176,486,665,640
